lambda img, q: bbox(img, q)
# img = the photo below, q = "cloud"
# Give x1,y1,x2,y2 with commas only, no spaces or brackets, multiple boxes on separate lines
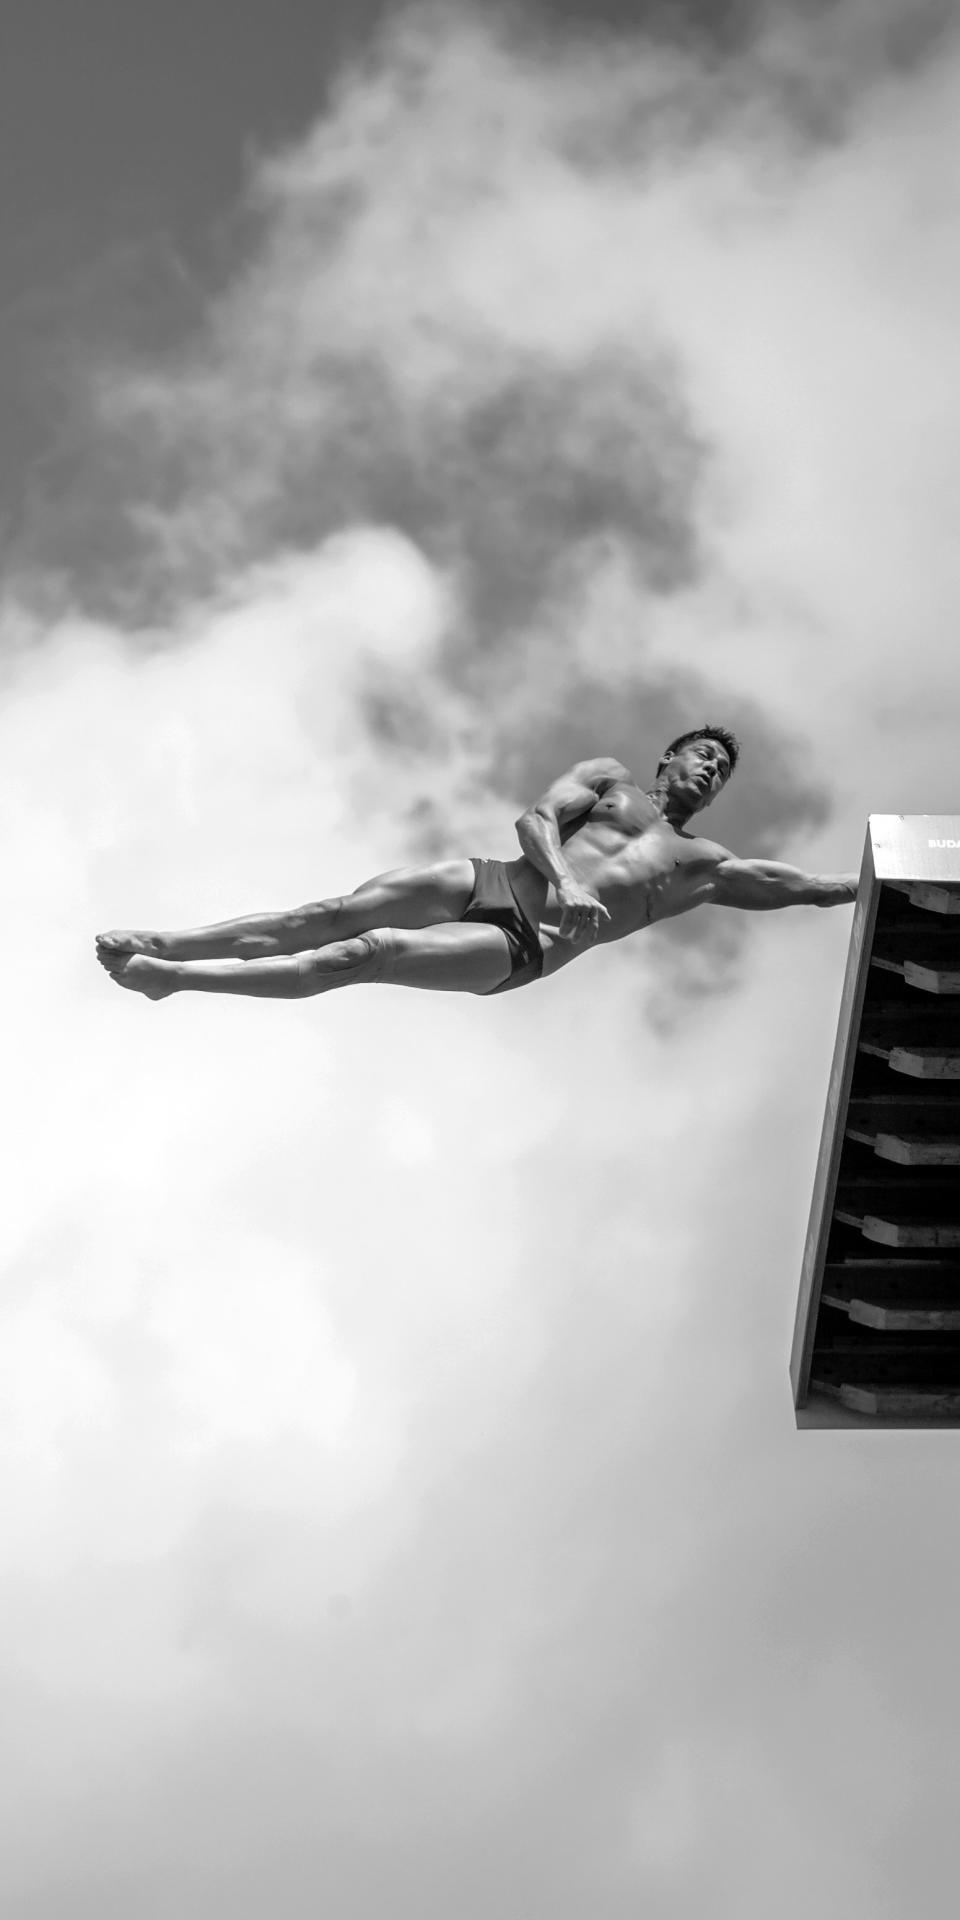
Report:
5,3,960,1916
21,0,891,1001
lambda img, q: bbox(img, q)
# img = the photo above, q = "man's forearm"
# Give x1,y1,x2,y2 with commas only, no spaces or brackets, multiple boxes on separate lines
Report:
514,811,577,889
771,866,858,907
725,860,860,909
809,872,859,906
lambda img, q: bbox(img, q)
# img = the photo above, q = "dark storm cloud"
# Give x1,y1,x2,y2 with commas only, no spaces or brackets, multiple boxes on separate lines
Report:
425,0,960,171
528,0,952,53
510,0,957,81
3,0,956,570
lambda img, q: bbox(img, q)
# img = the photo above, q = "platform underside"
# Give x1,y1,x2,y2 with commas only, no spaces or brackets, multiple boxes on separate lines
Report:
792,820,960,1429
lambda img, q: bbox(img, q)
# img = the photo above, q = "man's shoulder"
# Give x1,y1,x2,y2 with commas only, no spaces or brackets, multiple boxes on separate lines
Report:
570,754,635,784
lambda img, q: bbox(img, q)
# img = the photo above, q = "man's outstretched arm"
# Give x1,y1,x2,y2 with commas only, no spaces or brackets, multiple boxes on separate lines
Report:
712,857,858,911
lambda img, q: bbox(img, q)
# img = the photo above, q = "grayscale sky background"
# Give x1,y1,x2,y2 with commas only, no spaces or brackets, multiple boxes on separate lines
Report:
4,2,960,1915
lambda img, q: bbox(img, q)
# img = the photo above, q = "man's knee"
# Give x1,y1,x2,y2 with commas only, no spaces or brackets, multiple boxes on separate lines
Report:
295,928,400,993
353,928,400,982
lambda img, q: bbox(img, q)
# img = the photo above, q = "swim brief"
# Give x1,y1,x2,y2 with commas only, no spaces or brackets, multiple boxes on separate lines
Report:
461,858,544,995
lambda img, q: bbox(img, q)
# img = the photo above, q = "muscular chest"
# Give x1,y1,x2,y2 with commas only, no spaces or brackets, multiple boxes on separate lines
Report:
580,810,720,913
584,783,660,836
560,784,723,918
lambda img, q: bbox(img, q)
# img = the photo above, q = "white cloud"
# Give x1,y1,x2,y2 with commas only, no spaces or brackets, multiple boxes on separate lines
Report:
6,5,960,1916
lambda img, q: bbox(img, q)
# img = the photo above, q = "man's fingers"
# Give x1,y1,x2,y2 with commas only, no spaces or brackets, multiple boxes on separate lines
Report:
558,896,610,939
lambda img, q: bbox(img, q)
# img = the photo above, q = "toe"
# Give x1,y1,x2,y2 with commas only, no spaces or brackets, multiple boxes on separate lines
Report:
97,932,143,966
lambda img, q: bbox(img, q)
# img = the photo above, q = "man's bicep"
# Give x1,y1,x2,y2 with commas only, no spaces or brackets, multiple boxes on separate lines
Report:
711,855,811,910
521,757,631,828
711,856,760,907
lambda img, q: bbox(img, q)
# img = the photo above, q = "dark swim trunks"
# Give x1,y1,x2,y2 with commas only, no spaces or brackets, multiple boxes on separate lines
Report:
461,858,545,995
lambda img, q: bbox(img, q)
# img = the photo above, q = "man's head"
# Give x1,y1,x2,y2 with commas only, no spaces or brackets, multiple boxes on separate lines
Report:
655,724,740,819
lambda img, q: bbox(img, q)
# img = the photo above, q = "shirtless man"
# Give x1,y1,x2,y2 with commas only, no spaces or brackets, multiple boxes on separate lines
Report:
96,725,858,1002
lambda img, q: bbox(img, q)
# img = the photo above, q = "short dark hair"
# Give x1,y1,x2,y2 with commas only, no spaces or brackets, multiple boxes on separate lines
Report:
657,724,740,778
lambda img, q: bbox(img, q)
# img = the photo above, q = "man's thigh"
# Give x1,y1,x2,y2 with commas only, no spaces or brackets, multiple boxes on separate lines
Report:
348,858,476,927
537,927,583,978
385,922,514,993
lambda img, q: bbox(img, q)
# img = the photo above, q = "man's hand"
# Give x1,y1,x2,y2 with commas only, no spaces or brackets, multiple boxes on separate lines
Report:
556,879,611,941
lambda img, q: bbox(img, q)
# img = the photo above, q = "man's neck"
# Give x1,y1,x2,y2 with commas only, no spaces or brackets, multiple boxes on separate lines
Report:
647,785,694,831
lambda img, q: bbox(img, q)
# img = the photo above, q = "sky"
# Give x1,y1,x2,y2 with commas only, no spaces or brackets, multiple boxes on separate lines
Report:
4,1,960,1915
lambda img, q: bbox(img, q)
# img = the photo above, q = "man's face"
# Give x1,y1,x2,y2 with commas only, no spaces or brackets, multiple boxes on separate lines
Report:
663,738,732,814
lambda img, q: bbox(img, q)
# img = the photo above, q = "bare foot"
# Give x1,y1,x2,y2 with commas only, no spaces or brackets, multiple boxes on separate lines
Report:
108,954,178,1000
96,930,164,975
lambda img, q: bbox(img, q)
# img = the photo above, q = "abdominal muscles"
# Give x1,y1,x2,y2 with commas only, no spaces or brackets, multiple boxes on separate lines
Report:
512,825,716,953
565,837,714,937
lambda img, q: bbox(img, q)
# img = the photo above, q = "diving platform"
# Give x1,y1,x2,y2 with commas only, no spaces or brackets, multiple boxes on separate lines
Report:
791,817,960,1428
